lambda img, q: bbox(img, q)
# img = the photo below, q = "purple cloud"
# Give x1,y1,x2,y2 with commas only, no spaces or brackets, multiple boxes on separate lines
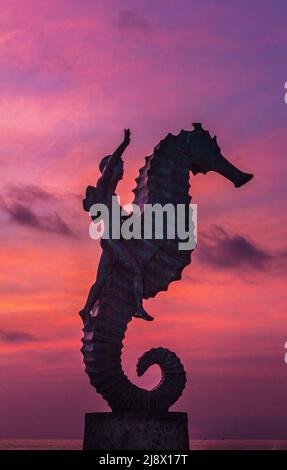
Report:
4,201,74,236
0,329,39,344
6,184,56,203
198,225,271,270
117,9,151,33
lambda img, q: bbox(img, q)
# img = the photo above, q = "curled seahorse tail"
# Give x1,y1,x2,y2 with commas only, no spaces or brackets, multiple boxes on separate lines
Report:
81,270,186,411
136,347,187,410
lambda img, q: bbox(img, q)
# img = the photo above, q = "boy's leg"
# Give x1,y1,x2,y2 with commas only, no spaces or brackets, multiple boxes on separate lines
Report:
79,251,112,322
104,239,153,321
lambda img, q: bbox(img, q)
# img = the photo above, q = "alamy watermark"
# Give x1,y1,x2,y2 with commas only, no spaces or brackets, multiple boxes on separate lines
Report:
88,196,197,251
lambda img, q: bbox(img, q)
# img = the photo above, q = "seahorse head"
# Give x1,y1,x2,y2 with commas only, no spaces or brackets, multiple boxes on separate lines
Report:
185,123,253,188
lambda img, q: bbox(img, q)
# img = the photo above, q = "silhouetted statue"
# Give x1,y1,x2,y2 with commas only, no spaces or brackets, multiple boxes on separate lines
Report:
80,129,153,323
80,124,253,412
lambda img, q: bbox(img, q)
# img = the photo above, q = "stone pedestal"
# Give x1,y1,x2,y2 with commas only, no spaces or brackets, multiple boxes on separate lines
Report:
83,412,189,450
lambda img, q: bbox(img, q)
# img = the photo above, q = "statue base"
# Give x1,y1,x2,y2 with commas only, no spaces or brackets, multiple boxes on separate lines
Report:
83,412,189,450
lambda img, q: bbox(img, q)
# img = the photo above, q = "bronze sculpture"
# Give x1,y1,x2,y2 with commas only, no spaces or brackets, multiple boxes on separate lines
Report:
80,124,253,413
80,128,153,323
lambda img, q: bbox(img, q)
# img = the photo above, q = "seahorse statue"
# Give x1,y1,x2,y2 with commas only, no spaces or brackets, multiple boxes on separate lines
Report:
80,123,253,411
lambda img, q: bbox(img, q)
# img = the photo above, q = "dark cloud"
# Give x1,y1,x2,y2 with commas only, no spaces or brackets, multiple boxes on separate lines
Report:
4,202,74,236
117,9,151,33
198,225,271,270
5,183,80,204
0,184,76,236
6,203,41,228
0,329,39,344
6,184,56,203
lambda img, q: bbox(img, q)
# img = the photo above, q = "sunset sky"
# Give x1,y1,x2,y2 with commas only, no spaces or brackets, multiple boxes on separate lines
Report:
0,0,287,439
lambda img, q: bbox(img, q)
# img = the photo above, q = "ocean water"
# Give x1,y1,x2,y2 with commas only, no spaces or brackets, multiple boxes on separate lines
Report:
0,440,287,450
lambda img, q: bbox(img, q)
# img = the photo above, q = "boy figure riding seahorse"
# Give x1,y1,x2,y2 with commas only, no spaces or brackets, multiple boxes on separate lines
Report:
79,129,153,323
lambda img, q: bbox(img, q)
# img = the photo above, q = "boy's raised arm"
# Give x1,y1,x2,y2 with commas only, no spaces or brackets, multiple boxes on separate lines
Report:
102,129,130,179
